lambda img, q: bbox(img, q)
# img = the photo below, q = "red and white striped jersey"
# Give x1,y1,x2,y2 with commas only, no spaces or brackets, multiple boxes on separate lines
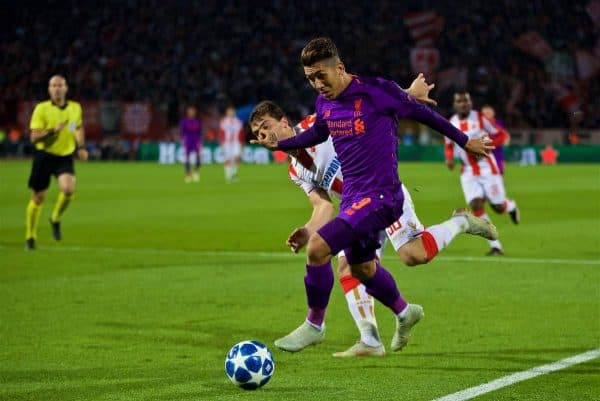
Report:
445,110,508,177
288,114,344,199
218,116,244,145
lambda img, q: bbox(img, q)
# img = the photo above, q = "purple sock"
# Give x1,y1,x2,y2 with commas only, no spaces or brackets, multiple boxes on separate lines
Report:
363,263,408,315
304,262,334,327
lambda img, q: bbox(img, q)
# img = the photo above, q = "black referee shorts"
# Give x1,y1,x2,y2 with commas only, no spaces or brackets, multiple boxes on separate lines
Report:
28,150,75,192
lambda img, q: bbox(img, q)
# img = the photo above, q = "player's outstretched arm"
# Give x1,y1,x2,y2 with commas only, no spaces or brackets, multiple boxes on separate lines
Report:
250,131,279,150
250,118,329,151
374,79,494,157
277,116,329,151
287,189,334,253
407,105,494,157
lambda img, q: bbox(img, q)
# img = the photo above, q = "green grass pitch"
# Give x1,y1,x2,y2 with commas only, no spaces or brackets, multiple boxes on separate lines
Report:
1,160,599,400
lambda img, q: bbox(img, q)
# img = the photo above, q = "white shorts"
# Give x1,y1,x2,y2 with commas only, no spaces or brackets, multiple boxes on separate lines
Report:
223,143,241,161
460,174,506,205
385,185,425,251
337,185,424,259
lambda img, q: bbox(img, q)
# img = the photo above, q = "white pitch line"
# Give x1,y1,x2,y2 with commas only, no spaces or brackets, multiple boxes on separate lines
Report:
438,255,600,266
4,244,599,265
432,348,600,401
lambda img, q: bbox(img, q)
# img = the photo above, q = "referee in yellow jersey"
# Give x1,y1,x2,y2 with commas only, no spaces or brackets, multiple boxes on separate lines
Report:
25,75,88,250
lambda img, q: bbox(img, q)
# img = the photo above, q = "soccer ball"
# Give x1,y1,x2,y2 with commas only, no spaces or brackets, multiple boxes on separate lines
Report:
224,340,275,390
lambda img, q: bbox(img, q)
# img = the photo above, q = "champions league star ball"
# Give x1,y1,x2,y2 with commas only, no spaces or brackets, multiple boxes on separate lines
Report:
225,340,275,390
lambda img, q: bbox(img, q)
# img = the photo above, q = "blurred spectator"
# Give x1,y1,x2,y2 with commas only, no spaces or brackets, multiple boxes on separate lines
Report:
1,0,597,132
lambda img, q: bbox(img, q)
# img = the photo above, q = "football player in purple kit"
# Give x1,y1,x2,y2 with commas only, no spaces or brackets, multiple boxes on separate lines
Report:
180,105,203,183
252,38,494,353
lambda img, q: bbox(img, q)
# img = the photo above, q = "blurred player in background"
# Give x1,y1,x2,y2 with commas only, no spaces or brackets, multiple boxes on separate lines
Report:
180,105,203,183
481,105,508,174
219,106,244,182
446,92,520,256
251,38,494,354
25,75,88,250
250,96,497,356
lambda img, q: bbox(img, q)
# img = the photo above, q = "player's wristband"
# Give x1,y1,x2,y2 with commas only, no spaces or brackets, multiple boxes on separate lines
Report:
77,145,86,150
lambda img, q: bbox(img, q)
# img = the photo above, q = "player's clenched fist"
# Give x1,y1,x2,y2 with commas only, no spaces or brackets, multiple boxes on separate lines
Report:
286,227,310,253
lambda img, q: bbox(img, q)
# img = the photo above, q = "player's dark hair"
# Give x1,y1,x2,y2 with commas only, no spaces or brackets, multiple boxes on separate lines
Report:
454,89,470,97
301,37,340,66
249,101,286,136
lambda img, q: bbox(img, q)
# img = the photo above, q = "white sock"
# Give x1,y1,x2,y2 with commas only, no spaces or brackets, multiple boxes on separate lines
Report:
425,216,466,252
479,212,503,249
504,199,516,213
225,165,232,180
344,284,381,347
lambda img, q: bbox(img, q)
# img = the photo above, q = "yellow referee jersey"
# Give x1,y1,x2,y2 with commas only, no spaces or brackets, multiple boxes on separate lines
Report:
29,100,83,156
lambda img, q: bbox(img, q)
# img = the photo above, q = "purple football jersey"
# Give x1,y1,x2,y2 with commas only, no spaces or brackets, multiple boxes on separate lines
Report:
180,118,202,150
278,76,469,203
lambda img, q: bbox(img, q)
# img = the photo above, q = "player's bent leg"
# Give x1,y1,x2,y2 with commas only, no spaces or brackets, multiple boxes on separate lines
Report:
396,240,429,266
469,197,485,212
351,258,424,352
491,200,520,224
335,256,384,356
484,175,519,224
306,233,332,266
50,173,76,241
275,232,335,352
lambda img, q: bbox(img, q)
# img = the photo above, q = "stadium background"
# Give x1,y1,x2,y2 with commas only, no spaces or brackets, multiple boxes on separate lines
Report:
1,0,599,161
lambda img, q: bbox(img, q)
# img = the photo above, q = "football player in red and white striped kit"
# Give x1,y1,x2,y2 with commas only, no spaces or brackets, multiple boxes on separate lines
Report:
249,78,497,356
445,91,520,256
219,106,245,182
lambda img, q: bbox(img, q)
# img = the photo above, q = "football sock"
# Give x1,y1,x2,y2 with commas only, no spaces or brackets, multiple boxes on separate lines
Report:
25,200,42,239
489,239,503,250
420,215,466,260
362,263,408,315
503,199,516,213
339,275,380,347
304,262,334,329
51,192,72,223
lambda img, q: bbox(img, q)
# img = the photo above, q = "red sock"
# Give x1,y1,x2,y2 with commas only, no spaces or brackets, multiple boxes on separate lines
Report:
420,231,439,261
472,209,485,217
339,274,361,293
